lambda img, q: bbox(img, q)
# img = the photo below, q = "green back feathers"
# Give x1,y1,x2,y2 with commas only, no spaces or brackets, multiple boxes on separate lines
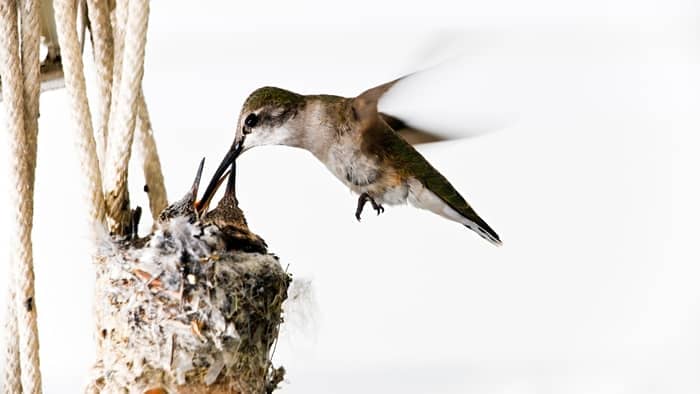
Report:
351,75,497,239
365,121,498,238
372,124,466,207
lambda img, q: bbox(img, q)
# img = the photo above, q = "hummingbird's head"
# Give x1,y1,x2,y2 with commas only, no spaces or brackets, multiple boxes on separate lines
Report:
196,87,306,211
233,86,306,153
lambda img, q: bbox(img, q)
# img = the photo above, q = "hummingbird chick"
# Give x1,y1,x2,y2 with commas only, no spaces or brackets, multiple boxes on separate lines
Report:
158,158,207,223
202,160,268,254
200,76,502,246
157,156,266,254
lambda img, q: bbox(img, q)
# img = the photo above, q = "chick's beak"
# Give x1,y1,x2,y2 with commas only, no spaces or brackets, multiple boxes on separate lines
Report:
189,158,206,199
195,137,245,215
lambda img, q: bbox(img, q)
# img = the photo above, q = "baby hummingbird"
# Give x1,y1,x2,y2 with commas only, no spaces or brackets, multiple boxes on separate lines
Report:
158,158,229,223
202,159,268,254
158,158,207,223
158,156,267,254
200,77,502,246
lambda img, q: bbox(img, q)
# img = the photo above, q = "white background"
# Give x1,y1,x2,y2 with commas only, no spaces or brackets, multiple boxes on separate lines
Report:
1,0,700,392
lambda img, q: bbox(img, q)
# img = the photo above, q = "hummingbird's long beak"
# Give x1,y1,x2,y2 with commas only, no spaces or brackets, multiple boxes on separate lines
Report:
196,137,244,215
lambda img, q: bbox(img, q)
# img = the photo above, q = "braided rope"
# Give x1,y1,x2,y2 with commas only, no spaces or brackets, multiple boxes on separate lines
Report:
111,0,167,222
17,0,42,392
1,2,23,392
2,289,22,393
3,0,167,389
0,0,42,391
85,0,114,173
104,0,125,159
103,0,149,234
91,0,166,224
20,0,40,187
54,0,106,227
134,94,168,221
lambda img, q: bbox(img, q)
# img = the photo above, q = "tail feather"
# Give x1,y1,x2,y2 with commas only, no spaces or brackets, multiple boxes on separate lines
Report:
462,213,502,246
407,178,502,246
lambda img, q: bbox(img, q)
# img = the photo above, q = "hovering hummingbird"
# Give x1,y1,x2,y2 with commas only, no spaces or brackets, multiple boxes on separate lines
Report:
199,77,502,246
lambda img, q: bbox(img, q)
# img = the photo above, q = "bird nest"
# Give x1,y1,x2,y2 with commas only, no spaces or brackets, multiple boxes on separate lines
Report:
88,161,290,393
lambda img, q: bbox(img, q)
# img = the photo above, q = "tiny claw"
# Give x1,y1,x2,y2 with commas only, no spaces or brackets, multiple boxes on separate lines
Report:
370,199,384,216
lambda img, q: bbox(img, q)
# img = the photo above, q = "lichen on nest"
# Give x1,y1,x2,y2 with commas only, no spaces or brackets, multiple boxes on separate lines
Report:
91,217,290,393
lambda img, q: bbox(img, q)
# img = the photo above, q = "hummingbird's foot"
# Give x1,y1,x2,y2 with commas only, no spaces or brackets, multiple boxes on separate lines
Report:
355,193,384,221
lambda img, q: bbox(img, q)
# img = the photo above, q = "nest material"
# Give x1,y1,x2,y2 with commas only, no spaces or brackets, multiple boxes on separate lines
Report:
89,217,290,393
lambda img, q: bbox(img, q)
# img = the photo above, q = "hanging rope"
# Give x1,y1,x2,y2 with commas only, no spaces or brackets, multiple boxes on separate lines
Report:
134,96,168,221
0,0,42,392
103,0,148,234
2,0,168,389
87,0,166,222
17,0,42,391
85,0,114,173
54,0,107,229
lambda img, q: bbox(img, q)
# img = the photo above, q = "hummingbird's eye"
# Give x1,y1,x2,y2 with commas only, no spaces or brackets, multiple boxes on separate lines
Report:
244,113,258,129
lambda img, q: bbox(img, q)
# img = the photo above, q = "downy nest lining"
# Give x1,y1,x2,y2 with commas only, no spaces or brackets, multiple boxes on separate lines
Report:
91,162,290,393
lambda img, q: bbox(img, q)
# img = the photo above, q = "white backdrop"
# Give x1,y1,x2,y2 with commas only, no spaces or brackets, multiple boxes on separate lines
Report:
1,0,699,392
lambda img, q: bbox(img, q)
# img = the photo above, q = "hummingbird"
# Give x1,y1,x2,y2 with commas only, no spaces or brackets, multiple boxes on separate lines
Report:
158,155,267,253
157,158,208,223
201,159,268,254
198,77,502,246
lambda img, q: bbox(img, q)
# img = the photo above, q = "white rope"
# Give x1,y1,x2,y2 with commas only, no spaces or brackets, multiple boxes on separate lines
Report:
103,0,123,167
103,0,149,234
1,3,23,393
90,0,167,224
2,0,167,389
20,0,40,187
2,285,22,394
54,0,106,228
0,0,43,391
85,0,114,174
134,94,168,221
17,0,42,391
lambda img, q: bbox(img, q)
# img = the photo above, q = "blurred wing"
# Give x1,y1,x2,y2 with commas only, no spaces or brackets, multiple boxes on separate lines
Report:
352,76,407,122
379,113,447,144
358,70,505,145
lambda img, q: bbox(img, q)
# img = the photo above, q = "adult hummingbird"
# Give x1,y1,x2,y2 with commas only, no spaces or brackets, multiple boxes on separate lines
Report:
199,77,502,246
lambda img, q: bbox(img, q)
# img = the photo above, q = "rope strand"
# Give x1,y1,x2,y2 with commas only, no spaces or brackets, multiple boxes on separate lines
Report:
2,276,22,394
85,0,114,174
0,0,43,391
134,93,168,221
17,0,43,391
54,0,106,229
2,1,166,389
103,0,149,234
